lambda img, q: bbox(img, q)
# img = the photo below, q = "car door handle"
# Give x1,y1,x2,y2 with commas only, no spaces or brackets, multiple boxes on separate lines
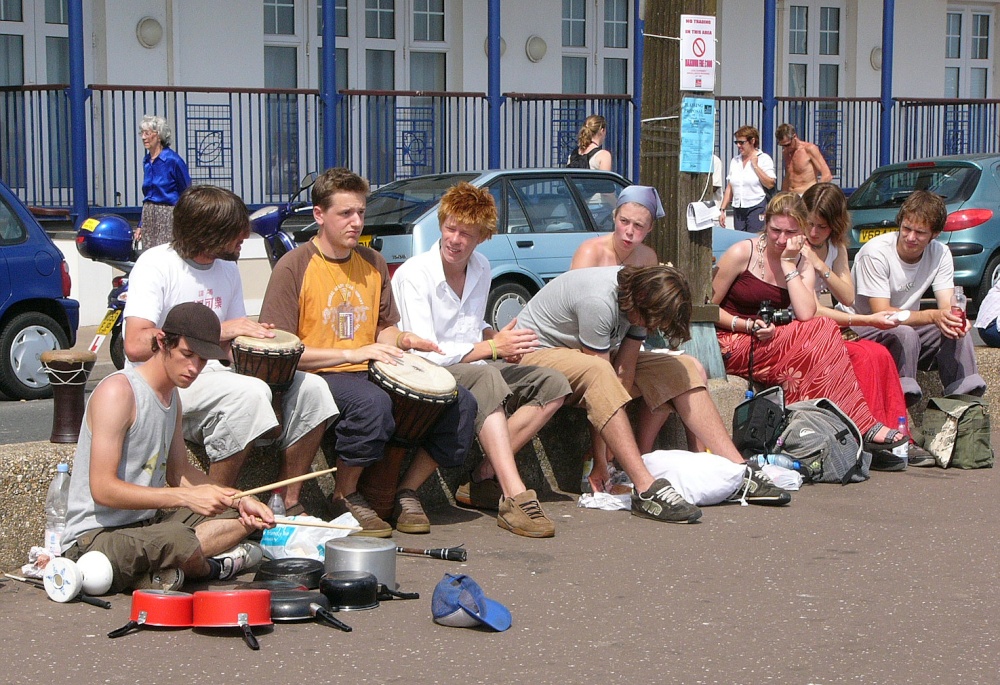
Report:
516,240,534,248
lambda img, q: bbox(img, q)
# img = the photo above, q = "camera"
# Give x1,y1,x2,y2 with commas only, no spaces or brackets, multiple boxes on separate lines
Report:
758,300,794,326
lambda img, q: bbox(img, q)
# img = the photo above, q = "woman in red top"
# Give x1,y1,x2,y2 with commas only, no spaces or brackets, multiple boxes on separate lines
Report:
711,192,905,449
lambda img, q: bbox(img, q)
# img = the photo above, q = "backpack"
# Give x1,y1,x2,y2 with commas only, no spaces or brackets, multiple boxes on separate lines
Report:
732,388,871,484
921,394,994,469
567,147,601,169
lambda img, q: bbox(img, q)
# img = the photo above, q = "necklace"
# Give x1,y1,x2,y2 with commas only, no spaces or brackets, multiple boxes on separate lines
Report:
611,237,627,265
755,233,767,279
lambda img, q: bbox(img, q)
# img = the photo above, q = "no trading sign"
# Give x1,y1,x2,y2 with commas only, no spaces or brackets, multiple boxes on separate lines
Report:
680,14,716,92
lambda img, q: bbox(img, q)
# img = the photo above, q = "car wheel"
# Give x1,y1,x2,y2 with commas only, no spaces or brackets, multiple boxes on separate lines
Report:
486,282,532,331
110,327,126,371
972,252,1000,317
0,311,70,401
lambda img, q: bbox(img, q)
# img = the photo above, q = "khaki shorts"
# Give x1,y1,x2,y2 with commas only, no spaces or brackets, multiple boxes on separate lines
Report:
446,361,571,433
519,348,704,432
64,507,239,593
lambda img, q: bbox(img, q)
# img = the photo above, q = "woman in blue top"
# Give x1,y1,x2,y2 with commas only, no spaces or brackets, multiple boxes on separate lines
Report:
138,115,191,249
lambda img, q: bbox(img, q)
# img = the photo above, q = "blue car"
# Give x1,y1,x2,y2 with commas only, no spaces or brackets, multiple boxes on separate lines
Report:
847,155,1000,308
0,180,79,400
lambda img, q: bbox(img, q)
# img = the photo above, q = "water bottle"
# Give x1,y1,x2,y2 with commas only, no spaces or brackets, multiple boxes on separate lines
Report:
892,416,909,469
750,453,802,471
44,463,71,556
950,286,967,329
267,488,286,516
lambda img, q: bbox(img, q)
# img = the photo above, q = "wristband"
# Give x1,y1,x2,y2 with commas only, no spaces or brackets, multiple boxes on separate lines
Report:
784,269,800,282
745,318,753,333
396,332,406,349
731,316,739,332
488,339,498,361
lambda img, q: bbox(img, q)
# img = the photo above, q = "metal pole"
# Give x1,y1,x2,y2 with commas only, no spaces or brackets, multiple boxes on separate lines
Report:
321,0,339,168
487,0,502,169
879,0,895,167
68,0,89,224
632,0,645,181
762,0,777,156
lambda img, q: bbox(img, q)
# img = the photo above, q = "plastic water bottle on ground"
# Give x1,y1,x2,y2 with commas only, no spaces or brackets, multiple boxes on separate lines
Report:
750,453,802,472
892,416,909,469
267,488,286,516
44,463,71,556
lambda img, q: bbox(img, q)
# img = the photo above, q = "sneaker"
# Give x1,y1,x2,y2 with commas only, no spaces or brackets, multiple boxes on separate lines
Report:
132,567,185,593
497,489,555,538
392,489,431,534
455,477,503,510
631,478,702,524
330,492,393,538
870,449,907,471
908,443,936,468
726,465,792,506
213,541,264,581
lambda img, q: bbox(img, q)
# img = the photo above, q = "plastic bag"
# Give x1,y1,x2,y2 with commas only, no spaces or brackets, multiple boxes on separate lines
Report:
260,513,357,561
642,450,747,506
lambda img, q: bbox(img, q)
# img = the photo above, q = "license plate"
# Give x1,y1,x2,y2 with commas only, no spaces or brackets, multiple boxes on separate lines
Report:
95,309,121,336
357,235,373,247
859,227,896,243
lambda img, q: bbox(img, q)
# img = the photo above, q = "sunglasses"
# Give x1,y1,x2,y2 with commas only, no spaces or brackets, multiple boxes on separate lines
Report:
734,139,747,145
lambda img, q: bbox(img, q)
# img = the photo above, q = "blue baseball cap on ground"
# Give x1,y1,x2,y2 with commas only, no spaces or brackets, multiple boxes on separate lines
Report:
431,573,512,631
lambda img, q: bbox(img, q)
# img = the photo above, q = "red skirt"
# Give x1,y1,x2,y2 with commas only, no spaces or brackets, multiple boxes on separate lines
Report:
845,338,908,435
718,317,884,434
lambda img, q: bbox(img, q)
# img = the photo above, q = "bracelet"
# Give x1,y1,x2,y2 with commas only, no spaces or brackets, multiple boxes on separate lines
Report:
848,315,853,327
784,269,800,282
745,318,753,333
395,332,406,349
823,270,831,280
780,257,798,262
731,316,739,332
488,339,499,361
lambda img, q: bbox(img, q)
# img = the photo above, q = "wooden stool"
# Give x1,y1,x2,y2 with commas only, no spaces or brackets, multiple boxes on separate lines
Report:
40,350,97,443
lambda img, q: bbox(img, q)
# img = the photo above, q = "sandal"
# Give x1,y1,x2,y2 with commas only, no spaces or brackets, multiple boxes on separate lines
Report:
284,502,308,517
862,424,908,452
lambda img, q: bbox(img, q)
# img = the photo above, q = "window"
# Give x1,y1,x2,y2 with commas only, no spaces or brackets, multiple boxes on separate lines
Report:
789,6,808,55
563,56,586,93
945,6,992,98
0,0,22,22
413,0,443,42
604,58,627,94
0,34,23,85
604,0,627,48
783,2,842,97
563,0,585,47
264,0,295,35
366,49,395,89
45,35,67,83
366,0,395,40
819,7,839,55
410,52,444,90
317,0,348,37
45,0,66,24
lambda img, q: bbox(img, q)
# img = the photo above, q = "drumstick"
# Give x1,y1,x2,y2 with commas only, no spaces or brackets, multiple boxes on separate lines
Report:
270,516,361,531
231,467,337,500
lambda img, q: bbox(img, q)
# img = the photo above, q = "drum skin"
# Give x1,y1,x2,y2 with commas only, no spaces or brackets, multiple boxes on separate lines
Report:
359,353,459,517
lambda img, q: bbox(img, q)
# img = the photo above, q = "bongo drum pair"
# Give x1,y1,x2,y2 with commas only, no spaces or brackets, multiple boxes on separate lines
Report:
230,331,304,437
358,353,458,519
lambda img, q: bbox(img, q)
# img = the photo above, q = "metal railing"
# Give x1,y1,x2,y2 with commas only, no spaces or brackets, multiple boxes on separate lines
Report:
4,85,1000,213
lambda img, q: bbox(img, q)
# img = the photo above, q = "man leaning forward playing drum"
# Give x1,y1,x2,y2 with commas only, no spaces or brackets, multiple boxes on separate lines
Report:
392,182,570,538
124,186,339,513
259,168,477,538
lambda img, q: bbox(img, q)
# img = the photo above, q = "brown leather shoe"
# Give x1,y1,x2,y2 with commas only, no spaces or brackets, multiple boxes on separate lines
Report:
330,492,393,538
393,489,430,534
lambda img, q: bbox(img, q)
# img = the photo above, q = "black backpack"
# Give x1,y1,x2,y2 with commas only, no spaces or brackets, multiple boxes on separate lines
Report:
567,147,601,169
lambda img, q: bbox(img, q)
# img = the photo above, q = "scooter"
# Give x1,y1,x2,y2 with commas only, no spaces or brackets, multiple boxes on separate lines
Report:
75,214,135,370
250,172,318,268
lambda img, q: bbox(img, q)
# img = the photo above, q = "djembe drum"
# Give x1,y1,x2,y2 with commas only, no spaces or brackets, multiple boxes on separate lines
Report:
358,353,459,519
40,349,97,443
230,330,304,438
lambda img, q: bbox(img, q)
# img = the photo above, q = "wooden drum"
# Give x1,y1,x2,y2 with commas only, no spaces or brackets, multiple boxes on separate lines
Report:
231,330,304,435
358,352,458,518
40,350,97,443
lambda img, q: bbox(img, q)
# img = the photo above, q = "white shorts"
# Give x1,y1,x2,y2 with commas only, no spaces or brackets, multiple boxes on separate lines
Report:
178,365,339,462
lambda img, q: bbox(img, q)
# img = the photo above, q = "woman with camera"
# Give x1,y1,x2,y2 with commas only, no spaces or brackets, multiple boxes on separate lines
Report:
711,192,906,448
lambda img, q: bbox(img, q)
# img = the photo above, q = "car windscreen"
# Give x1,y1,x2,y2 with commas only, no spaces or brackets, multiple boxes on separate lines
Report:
848,165,980,210
365,174,478,228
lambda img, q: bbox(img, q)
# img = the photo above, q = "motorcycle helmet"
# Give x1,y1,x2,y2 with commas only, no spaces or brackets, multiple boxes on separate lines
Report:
76,214,135,262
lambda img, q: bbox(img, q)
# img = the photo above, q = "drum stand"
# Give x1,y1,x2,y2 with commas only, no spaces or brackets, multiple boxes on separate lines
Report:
41,350,97,443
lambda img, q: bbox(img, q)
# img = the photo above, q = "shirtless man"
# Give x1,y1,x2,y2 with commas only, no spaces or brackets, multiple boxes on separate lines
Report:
776,123,833,195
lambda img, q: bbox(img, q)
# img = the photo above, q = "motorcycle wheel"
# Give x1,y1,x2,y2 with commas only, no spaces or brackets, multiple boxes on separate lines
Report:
110,328,126,370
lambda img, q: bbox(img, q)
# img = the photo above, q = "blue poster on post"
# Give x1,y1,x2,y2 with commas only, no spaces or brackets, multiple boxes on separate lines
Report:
680,97,715,173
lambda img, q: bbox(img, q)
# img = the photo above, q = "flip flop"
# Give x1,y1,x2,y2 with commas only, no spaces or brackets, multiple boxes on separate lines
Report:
284,502,308,517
